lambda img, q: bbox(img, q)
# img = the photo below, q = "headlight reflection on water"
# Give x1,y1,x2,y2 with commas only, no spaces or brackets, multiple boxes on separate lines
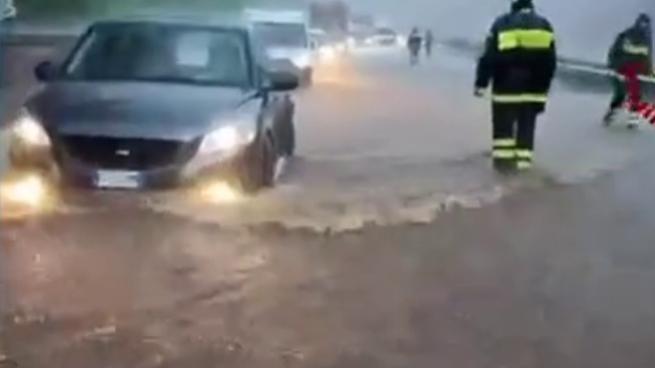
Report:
0,174,52,210
319,46,337,62
199,181,243,205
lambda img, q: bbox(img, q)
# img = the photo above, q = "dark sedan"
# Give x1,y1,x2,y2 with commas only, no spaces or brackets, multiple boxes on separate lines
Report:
7,20,298,193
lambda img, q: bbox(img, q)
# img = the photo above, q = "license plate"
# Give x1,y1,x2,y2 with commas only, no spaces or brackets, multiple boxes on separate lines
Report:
95,170,141,189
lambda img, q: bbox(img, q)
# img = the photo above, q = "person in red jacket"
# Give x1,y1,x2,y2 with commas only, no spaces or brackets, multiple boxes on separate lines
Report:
604,14,653,126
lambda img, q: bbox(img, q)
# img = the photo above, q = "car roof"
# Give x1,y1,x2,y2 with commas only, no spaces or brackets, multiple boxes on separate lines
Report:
91,15,250,34
243,8,307,23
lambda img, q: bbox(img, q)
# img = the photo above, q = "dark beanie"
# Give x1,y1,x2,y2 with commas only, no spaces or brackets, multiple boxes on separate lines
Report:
637,13,651,25
512,0,534,12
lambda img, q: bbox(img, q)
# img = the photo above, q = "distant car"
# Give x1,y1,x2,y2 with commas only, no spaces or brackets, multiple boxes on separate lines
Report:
1,0,17,20
246,9,314,85
365,28,399,46
8,20,299,193
347,31,371,48
309,28,347,63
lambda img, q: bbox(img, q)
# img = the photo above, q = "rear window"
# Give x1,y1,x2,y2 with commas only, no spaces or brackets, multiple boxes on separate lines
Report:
252,22,308,48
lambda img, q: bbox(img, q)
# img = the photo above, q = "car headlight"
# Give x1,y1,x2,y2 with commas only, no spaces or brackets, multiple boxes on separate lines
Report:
199,125,255,155
11,109,50,147
291,53,311,69
319,46,337,62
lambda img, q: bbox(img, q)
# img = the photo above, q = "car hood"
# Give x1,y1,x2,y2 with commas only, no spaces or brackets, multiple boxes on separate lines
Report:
28,82,256,141
266,47,310,60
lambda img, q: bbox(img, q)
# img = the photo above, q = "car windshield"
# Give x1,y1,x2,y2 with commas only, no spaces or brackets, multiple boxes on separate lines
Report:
64,24,249,87
252,22,307,48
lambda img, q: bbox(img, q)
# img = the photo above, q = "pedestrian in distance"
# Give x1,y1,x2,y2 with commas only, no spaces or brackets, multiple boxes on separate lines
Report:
407,27,422,66
604,13,653,128
474,0,557,173
424,29,434,58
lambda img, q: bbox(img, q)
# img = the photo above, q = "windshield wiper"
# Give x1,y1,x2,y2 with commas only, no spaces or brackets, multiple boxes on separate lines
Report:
64,74,244,87
134,75,245,87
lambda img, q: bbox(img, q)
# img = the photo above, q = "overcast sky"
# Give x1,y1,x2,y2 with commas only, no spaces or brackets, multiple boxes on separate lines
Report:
269,0,647,61
345,0,654,60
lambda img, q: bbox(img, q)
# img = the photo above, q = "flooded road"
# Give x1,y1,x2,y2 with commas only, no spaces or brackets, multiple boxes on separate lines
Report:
2,39,655,367
146,47,654,230
5,42,653,229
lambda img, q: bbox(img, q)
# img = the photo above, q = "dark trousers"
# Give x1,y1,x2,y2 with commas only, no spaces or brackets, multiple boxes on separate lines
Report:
492,103,538,170
425,42,433,57
409,46,420,65
610,77,627,110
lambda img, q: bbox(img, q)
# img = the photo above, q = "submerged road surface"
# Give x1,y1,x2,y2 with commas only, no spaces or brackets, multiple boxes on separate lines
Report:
2,41,655,367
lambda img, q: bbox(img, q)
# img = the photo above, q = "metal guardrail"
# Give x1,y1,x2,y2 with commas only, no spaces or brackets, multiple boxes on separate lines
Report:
560,61,655,84
0,20,88,45
0,33,77,46
441,38,655,85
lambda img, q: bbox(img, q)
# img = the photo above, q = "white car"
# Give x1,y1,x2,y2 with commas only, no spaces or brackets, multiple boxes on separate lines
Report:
246,9,314,85
1,0,16,20
365,28,399,46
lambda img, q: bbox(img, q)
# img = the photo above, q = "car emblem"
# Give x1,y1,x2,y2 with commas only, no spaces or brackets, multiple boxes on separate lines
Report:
115,149,131,157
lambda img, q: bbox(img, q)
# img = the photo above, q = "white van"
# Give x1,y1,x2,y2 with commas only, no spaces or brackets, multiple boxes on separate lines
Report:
1,0,16,20
245,9,314,85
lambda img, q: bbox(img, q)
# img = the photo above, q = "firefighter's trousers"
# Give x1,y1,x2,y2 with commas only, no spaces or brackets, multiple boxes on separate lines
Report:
492,103,538,171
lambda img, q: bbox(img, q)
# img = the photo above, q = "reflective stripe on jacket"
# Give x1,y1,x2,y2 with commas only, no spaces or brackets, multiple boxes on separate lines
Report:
475,9,557,107
608,27,652,71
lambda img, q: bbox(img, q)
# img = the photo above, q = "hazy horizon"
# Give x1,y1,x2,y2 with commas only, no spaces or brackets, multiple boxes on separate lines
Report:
286,0,654,61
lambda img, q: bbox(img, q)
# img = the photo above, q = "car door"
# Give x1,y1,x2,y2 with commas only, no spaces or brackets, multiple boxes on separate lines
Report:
253,55,293,153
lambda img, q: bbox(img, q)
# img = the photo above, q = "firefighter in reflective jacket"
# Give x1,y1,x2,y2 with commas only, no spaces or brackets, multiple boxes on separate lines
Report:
475,0,557,172
604,13,652,125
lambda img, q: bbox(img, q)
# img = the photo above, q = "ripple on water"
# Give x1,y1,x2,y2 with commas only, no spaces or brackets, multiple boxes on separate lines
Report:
145,154,554,233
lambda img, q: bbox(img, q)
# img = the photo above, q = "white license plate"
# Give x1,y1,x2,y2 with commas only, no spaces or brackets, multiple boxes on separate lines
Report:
95,170,141,189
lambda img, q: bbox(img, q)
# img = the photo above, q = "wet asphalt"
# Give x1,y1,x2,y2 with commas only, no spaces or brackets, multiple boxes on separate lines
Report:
2,39,655,368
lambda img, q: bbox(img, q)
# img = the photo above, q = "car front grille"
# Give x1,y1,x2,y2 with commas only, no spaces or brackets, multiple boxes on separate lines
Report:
59,135,200,171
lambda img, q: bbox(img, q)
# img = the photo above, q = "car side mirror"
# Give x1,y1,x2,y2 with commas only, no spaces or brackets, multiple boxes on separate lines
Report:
34,61,57,82
267,71,300,92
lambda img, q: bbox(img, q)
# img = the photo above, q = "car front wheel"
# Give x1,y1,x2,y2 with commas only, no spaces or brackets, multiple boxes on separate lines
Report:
301,68,313,87
279,99,296,156
235,132,276,193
